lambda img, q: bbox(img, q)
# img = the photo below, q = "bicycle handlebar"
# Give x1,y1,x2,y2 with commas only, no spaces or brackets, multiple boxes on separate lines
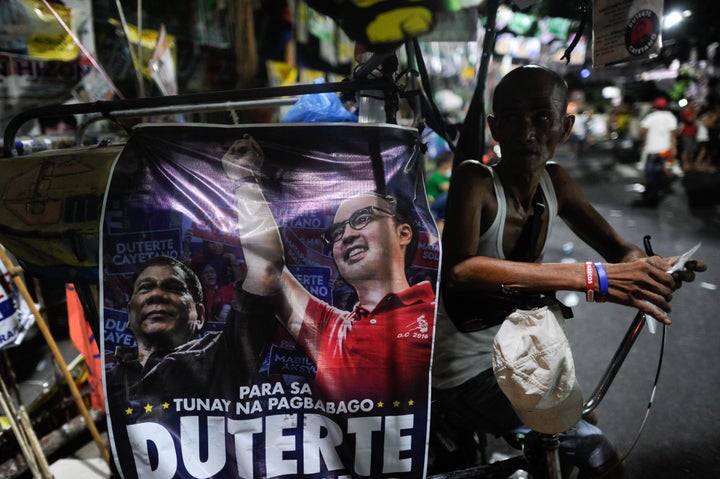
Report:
583,235,656,415
582,309,647,415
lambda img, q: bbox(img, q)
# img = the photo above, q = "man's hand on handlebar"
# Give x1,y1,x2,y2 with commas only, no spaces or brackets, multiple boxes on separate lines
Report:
601,256,706,325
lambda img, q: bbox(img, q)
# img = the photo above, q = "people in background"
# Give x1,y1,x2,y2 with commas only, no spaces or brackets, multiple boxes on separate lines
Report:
38,115,78,149
693,107,711,171
700,103,720,171
679,100,699,171
636,97,678,207
569,108,590,159
426,150,453,230
194,260,235,324
39,115,78,136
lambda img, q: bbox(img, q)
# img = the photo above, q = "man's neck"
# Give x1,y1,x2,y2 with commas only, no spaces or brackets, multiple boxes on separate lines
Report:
497,160,544,207
135,339,176,368
353,277,410,311
135,343,154,368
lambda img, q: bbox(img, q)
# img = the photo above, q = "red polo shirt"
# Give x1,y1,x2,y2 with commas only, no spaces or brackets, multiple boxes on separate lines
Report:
298,281,435,404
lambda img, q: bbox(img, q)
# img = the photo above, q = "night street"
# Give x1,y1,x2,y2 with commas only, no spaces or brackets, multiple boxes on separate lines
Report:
3,0,720,477
12,142,720,479
483,143,720,478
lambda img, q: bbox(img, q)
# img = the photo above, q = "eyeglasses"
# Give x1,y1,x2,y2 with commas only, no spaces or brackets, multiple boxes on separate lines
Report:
322,206,396,245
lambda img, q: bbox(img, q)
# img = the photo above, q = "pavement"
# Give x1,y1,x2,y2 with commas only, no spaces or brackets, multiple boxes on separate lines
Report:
14,143,720,479
49,440,111,478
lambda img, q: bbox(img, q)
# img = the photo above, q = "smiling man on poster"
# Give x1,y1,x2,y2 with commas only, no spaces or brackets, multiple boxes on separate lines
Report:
220,135,436,477
280,191,435,404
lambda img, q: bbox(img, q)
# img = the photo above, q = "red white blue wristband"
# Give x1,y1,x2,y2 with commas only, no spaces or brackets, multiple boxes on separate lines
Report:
594,262,609,302
585,262,595,302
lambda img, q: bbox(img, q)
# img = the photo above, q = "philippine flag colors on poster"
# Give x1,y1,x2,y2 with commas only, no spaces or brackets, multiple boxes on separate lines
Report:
101,123,440,479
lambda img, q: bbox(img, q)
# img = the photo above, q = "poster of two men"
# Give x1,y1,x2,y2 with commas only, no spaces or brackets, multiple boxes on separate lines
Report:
101,123,440,479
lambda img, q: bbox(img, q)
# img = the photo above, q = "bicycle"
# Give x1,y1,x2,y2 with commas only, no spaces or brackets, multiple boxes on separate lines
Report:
427,236,688,479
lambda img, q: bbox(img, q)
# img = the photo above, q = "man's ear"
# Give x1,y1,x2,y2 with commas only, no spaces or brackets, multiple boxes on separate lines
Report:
398,224,413,246
561,114,575,141
487,114,498,140
196,304,206,330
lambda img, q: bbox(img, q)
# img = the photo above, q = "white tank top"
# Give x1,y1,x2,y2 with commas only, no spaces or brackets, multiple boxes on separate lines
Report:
432,164,558,389
478,164,558,259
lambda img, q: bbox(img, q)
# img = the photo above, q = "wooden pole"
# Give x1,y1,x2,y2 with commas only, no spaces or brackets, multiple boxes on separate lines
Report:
0,246,110,465
0,385,46,478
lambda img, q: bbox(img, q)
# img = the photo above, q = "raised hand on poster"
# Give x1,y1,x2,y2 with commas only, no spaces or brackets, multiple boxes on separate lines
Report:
221,134,264,180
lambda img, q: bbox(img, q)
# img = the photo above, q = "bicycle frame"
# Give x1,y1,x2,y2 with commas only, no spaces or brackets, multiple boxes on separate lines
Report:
428,309,651,479
430,236,660,479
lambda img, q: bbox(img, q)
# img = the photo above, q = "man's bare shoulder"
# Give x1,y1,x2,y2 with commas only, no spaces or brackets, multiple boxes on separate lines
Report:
545,161,573,184
454,159,494,183
545,161,586,207
450,160,493,200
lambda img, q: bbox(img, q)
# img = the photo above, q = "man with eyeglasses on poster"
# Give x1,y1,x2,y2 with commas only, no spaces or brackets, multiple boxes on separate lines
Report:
217,138,435,406
277,192,436,404
222,139,436,477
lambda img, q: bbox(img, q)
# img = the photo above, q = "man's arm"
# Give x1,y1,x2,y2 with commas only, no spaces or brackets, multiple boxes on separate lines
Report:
550,163,704,321
280,269,314,338
222,136,313,337
222,136,284,296
442,160,591,295
442,161,704,325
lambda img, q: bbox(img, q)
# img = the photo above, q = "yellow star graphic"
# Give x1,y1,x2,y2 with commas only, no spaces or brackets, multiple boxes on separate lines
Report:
408,399,414,406
144,403,153,413
162,402,170,409
125,407,133,415
393,400,400,407
377,401,384,408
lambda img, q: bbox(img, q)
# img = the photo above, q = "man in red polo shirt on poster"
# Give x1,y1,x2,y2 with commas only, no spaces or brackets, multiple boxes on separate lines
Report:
220,138,436,405
283,192,435,403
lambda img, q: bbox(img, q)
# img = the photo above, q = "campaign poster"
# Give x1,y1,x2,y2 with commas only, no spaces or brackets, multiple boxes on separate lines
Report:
592,0,663,67
101,123,440,478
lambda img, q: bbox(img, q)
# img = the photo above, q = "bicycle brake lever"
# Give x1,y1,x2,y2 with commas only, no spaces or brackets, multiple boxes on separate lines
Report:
642,235,659,334
640,236,701,333
643,235,655,256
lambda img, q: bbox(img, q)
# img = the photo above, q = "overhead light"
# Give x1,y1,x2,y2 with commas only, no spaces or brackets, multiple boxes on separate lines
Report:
602,86,621,100
664,9,692,29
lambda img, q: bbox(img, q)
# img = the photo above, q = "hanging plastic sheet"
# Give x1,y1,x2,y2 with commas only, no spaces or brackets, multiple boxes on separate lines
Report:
0,144,121,281
101,123,440,479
